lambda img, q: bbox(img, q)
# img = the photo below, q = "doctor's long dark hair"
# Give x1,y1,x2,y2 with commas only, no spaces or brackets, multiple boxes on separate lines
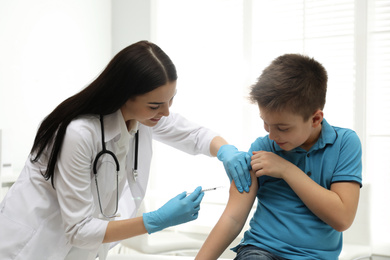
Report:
30,41,178,188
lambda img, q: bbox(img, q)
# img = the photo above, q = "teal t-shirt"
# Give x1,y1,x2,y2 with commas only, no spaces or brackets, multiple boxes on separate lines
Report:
233,119,362,260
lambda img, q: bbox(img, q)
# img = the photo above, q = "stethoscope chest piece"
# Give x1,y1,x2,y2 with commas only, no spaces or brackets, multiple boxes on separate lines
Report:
132,169,138,182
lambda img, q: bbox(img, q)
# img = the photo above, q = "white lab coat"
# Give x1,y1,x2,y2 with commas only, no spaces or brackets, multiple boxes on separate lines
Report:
0,110,218,260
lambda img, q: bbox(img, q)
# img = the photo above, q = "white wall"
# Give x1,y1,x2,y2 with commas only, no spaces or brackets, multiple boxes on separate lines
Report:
0,0,112,174
111,0,152,55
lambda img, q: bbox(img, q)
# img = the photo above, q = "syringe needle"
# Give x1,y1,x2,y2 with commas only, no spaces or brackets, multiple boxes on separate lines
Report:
186,186,224,195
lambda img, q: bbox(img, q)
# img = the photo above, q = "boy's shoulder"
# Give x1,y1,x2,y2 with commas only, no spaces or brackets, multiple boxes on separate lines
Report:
322,119,360,141
321,119,361,150
249,135,274,153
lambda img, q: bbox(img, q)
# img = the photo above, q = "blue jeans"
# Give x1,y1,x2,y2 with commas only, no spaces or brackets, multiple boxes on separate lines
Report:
234,245,289,260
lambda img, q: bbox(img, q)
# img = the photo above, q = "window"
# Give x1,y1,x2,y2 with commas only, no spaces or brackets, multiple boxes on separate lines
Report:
148,0,390,244
366,0,390,246
251,0,356,130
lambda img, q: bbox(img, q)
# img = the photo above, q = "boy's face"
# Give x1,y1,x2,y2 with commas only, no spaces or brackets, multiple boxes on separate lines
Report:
259,106,323,151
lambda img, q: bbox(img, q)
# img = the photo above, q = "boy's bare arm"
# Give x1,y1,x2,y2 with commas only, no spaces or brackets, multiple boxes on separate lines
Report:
195,171,258,260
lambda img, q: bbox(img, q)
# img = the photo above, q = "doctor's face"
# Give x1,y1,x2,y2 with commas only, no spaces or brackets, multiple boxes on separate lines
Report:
121,81,177,127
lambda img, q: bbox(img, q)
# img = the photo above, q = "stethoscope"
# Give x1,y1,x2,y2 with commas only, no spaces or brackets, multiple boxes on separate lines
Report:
93,114,139,218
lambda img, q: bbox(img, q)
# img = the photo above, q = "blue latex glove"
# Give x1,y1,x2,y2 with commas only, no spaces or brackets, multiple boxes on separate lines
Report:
143,186,204,234
217,144,251,193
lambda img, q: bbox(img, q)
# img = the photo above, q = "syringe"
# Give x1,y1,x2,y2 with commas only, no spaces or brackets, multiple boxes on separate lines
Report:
186,186,224,195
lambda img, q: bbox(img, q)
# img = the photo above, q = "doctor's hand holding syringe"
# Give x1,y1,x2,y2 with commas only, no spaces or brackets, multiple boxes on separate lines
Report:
143,186,226,234
142,186,205,233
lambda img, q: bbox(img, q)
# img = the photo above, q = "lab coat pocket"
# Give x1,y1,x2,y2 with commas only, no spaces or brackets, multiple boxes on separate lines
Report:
0,213,35,259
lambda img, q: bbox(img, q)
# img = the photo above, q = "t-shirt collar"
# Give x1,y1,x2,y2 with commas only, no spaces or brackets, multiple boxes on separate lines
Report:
273,118,336,152
313,118,337,150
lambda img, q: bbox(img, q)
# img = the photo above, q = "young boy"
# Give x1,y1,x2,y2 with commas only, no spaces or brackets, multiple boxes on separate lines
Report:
196,54,362,260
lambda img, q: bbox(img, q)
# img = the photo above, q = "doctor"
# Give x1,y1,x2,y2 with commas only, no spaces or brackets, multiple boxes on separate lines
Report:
0,41,251,259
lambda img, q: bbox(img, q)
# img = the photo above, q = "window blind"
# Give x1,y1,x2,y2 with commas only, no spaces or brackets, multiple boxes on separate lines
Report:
251,0,356,129
149,0,390,244
367,0,390,135
366,0,390,246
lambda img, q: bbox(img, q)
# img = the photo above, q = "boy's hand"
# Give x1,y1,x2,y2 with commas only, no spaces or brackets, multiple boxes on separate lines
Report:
251,151,291,179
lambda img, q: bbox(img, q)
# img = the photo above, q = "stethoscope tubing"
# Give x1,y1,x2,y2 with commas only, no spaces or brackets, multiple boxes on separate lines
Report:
92,115,120,218
92,115,139,219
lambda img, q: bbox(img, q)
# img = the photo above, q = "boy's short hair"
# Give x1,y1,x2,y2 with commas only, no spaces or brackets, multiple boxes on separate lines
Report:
249,54,328,121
